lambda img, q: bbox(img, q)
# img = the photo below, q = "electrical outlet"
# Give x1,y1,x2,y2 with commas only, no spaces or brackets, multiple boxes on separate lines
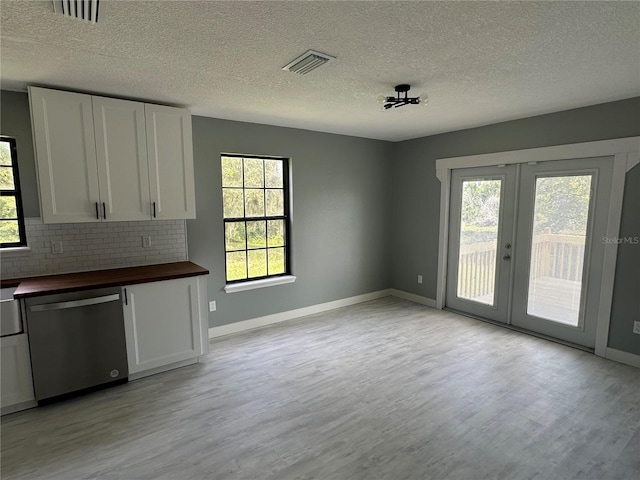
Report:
51,241,63,254
633,321,640,335
209,301,216,312
142,236,151,248
417,274,423,284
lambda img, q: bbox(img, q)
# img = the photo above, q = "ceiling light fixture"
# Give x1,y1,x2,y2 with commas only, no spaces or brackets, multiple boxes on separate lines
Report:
377,84,428,110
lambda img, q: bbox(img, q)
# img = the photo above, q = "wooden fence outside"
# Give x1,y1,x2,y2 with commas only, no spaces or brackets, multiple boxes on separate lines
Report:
457,233,585,301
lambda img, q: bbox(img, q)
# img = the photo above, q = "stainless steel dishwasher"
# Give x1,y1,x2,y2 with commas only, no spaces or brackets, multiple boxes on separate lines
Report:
25,287,128,403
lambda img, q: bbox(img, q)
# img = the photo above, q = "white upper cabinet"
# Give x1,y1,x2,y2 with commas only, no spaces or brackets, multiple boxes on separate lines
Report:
145,104,196,220
29,87,100,223
29,86,196,223
92,96,151,221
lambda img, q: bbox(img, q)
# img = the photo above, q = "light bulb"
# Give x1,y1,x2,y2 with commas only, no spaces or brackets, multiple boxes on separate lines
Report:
419,93,429,106
378,104,387,112
377,94,386,104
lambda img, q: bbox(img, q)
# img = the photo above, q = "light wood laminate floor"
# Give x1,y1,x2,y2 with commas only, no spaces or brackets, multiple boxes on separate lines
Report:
1,297,639,480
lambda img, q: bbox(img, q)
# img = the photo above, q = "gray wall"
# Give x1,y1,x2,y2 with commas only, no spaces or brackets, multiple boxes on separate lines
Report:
1,90,40,217
609,165,640,354
187,116,393,327
390,97,640,355
3,88,637,354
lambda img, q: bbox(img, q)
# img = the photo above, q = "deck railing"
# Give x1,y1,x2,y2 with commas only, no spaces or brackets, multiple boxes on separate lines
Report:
457,233,585,300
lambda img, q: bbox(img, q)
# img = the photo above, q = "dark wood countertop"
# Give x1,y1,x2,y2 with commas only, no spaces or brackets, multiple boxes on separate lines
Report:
0,278,23,289
11,261,209,299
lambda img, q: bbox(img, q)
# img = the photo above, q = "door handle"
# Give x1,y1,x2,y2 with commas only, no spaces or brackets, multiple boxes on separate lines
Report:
503,254,511,260
152,201,157,218
102,202,107,220
95,202,100,220
29,294,121,312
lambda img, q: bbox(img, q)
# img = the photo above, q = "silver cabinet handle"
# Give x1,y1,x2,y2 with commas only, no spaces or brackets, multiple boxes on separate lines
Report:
29,294,121,312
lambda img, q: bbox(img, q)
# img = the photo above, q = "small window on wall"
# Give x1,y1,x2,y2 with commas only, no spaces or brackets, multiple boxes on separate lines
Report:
222,155,291,283
0,137,27,248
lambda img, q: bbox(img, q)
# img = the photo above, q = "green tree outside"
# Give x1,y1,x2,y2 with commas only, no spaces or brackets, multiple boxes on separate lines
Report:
0,140,20,244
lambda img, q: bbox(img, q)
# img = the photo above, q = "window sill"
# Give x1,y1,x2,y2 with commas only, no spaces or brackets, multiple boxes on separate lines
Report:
224,275,297,293
0,246,31,257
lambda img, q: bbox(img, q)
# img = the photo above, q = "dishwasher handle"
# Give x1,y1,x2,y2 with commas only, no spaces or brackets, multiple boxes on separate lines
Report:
29,294,121,312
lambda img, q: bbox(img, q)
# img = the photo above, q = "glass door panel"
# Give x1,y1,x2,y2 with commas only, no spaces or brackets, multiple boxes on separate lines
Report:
526,175,592,326
457,179,502,306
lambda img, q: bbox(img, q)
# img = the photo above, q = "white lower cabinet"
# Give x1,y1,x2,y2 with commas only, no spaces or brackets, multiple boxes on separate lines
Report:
122,276,208,378
1,334,36,414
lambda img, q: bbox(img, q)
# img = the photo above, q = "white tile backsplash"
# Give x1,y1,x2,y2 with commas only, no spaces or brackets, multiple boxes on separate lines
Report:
0,218,187,278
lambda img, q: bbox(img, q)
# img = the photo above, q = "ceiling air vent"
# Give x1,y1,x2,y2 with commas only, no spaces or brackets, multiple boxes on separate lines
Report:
282,50,336,75
53,0,100,23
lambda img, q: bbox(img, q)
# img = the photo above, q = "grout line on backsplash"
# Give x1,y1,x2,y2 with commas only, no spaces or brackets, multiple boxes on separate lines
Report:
0,218,188,278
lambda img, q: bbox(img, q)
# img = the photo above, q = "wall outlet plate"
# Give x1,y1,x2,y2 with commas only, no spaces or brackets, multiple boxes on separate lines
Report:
209,301,216,312
142,236,151,248
417,274,423,284
633,321,640,335
51,241,63,254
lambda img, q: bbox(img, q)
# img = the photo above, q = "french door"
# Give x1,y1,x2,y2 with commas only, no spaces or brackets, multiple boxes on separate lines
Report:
446,157,613,348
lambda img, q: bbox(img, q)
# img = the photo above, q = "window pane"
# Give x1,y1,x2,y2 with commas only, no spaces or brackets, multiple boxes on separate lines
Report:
265,160,283,188
223,189,244,218
267,220,285,247
527,175,591,327
226,251,247,281
247,220,266,249
457,179,501,306
0,142,11,165
248,249,267,278
268,248,285,275
0,196,17,219
0,220,20,244
243,158,264,188
221,157,243,187
245,189,265,217
221,155,289,282
0,167,15,190
266,189,284,216
225,222,246,251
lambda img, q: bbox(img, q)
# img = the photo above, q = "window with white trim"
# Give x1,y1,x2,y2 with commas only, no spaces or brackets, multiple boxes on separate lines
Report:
221,155,291,283
0,137,27,248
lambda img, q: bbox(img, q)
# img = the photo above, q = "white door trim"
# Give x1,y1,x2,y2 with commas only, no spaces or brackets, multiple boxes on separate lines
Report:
435,137,640,357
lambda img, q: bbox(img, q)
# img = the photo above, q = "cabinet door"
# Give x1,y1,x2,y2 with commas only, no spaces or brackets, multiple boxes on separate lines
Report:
1,334,35,408
93,96,151,221
145,104,196,220
29,87,100,223
122,277,203,375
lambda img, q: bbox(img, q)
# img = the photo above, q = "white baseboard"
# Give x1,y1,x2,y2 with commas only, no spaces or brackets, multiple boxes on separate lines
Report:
390,289,437,308
209,289,392,338
605,347,640,369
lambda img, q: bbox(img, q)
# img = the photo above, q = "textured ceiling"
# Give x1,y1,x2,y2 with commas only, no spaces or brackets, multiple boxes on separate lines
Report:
1,1,639,141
